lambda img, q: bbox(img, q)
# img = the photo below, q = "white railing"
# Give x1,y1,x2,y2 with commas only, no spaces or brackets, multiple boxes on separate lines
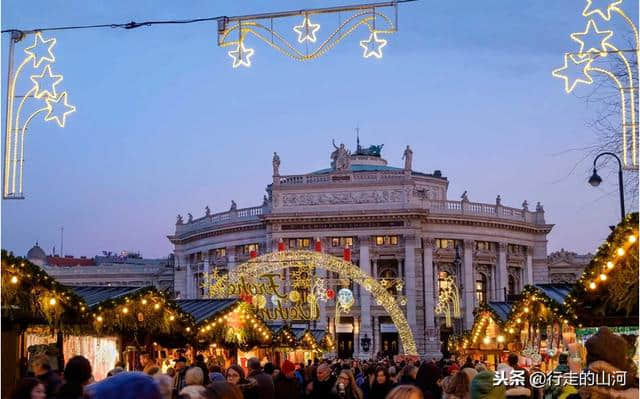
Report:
428,200,534,222
176,205,266,235
278,170,406,185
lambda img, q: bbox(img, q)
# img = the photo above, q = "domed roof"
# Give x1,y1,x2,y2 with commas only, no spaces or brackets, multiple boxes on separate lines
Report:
27,243,47,262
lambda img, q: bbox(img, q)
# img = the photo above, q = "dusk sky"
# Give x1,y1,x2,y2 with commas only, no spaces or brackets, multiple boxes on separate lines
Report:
2,0,638,258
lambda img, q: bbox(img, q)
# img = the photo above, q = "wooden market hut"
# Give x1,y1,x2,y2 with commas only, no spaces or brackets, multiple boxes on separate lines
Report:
1,251,88,389
565,212,638,351
69,285,195,376
460,302,512,369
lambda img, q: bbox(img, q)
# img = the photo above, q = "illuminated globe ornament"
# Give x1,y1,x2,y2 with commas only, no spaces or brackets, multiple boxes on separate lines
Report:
326,289,335,300
337,288,354,312
289,290,300,303
252,294,267,309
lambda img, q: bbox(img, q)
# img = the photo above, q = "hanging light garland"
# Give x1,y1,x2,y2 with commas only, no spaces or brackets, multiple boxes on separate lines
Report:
196,301,272,347
435,274,461,328
90,286,194,336
216,1,406,68
567,212,639,319
1,250,87,328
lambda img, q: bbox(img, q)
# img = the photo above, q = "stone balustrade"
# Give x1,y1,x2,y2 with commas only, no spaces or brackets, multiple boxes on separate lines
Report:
277,170,408,185
175,205,266,235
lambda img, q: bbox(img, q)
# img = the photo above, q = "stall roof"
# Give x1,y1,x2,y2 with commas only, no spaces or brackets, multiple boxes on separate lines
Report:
175,299,238,324
487,302,512,322
533,283,573,304
71,286,144,307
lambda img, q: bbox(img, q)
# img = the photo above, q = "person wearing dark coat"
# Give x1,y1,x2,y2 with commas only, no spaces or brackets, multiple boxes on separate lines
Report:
415,362,441,399
227,364,259,399
32,355,62,399
247,358,275,399
55,356,92,399
368,367,393,399
307,363,337,399
274,360,302,399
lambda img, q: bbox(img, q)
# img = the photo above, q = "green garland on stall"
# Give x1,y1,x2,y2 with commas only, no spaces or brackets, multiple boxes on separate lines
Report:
1,250,88,331
196,301,272,348
567,212,639,320
90,286,195,337
504,285,575,331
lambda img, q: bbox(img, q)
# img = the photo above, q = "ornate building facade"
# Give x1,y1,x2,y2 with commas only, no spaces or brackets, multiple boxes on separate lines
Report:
547,249,592,283
168,143,553,358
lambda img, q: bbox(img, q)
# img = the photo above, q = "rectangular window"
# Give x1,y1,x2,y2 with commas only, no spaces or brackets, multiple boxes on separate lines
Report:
288,239,297,249
389,236,398,245
215,248,226,258
297,238,311,248
436,239,455,249
374,236,398,246
475,241,494,251
375,236,385,246
241,244,259,254
331,237,354,247
332,237,340,247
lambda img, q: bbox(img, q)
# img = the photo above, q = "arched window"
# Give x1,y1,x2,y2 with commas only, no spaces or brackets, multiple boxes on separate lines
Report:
508,274,517,297
475,273,487,304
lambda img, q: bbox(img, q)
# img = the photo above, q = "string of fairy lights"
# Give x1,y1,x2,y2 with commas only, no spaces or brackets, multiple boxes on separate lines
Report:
2,1,413,200
551,0,639,169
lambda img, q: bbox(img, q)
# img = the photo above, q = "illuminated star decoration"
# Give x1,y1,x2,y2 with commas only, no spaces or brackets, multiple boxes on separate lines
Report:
228,41,254,68
582,0,623,21
293,15,320,43
29,64,63,99
552,53,595,93
360,32,387,59
570,19,613,57
44,92,76,127
24,32,56,68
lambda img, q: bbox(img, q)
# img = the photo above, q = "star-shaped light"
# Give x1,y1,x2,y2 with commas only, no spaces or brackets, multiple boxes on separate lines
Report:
360,32,387,59
29,64,63,99
228,42,254,68
44,92,76,127
582,0,623,21
293,16,320,43
570,19,613,57
24,32,56,68
552,53,595,93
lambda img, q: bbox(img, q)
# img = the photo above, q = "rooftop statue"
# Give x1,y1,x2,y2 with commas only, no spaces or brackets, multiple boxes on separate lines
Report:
355,143,384,157
331,140,351,171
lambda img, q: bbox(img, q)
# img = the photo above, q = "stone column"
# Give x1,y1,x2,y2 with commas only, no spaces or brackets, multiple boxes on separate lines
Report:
404,235,417,328
373,316,381,356
463,240,475,330
354,316,360,356
422,237,441,358
226,246,236,269
497,243,508,301
358,236,372,359
203,251,210,298
186,260,193,299
525,246,534,286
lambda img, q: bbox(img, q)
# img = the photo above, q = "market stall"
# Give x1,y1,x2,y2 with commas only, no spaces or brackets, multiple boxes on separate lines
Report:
501,284,576,371
71,285,195,375
1,251,88,387
190,299,273,369
458,302,512,370
565,212,639,366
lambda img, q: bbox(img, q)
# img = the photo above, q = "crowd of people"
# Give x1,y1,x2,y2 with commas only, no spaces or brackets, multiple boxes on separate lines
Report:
7,328,639,399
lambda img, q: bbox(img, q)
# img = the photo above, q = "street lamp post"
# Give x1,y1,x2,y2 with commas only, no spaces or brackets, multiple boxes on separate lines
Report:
588,152,626,222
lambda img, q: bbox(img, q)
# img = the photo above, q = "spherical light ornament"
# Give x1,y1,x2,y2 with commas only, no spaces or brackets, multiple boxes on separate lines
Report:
97,316,103,322
617,247,625,256
497,335,505,343
289,290,300,303
599,273,607,281
154,303,161,310
10,275,18,284
326,289,335,300
337,288,354,310
122,307,129,314
589,281,597,290
607,261,614,269
49,298,57,306
253,294,267,309
142,299,148,305
629,235,637,244
482,336,490,345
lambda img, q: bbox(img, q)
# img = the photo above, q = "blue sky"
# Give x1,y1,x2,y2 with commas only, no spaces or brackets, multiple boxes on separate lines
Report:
2,0,638,258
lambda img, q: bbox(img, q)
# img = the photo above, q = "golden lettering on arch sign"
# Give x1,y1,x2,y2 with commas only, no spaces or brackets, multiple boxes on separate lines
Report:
214,273,319,322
